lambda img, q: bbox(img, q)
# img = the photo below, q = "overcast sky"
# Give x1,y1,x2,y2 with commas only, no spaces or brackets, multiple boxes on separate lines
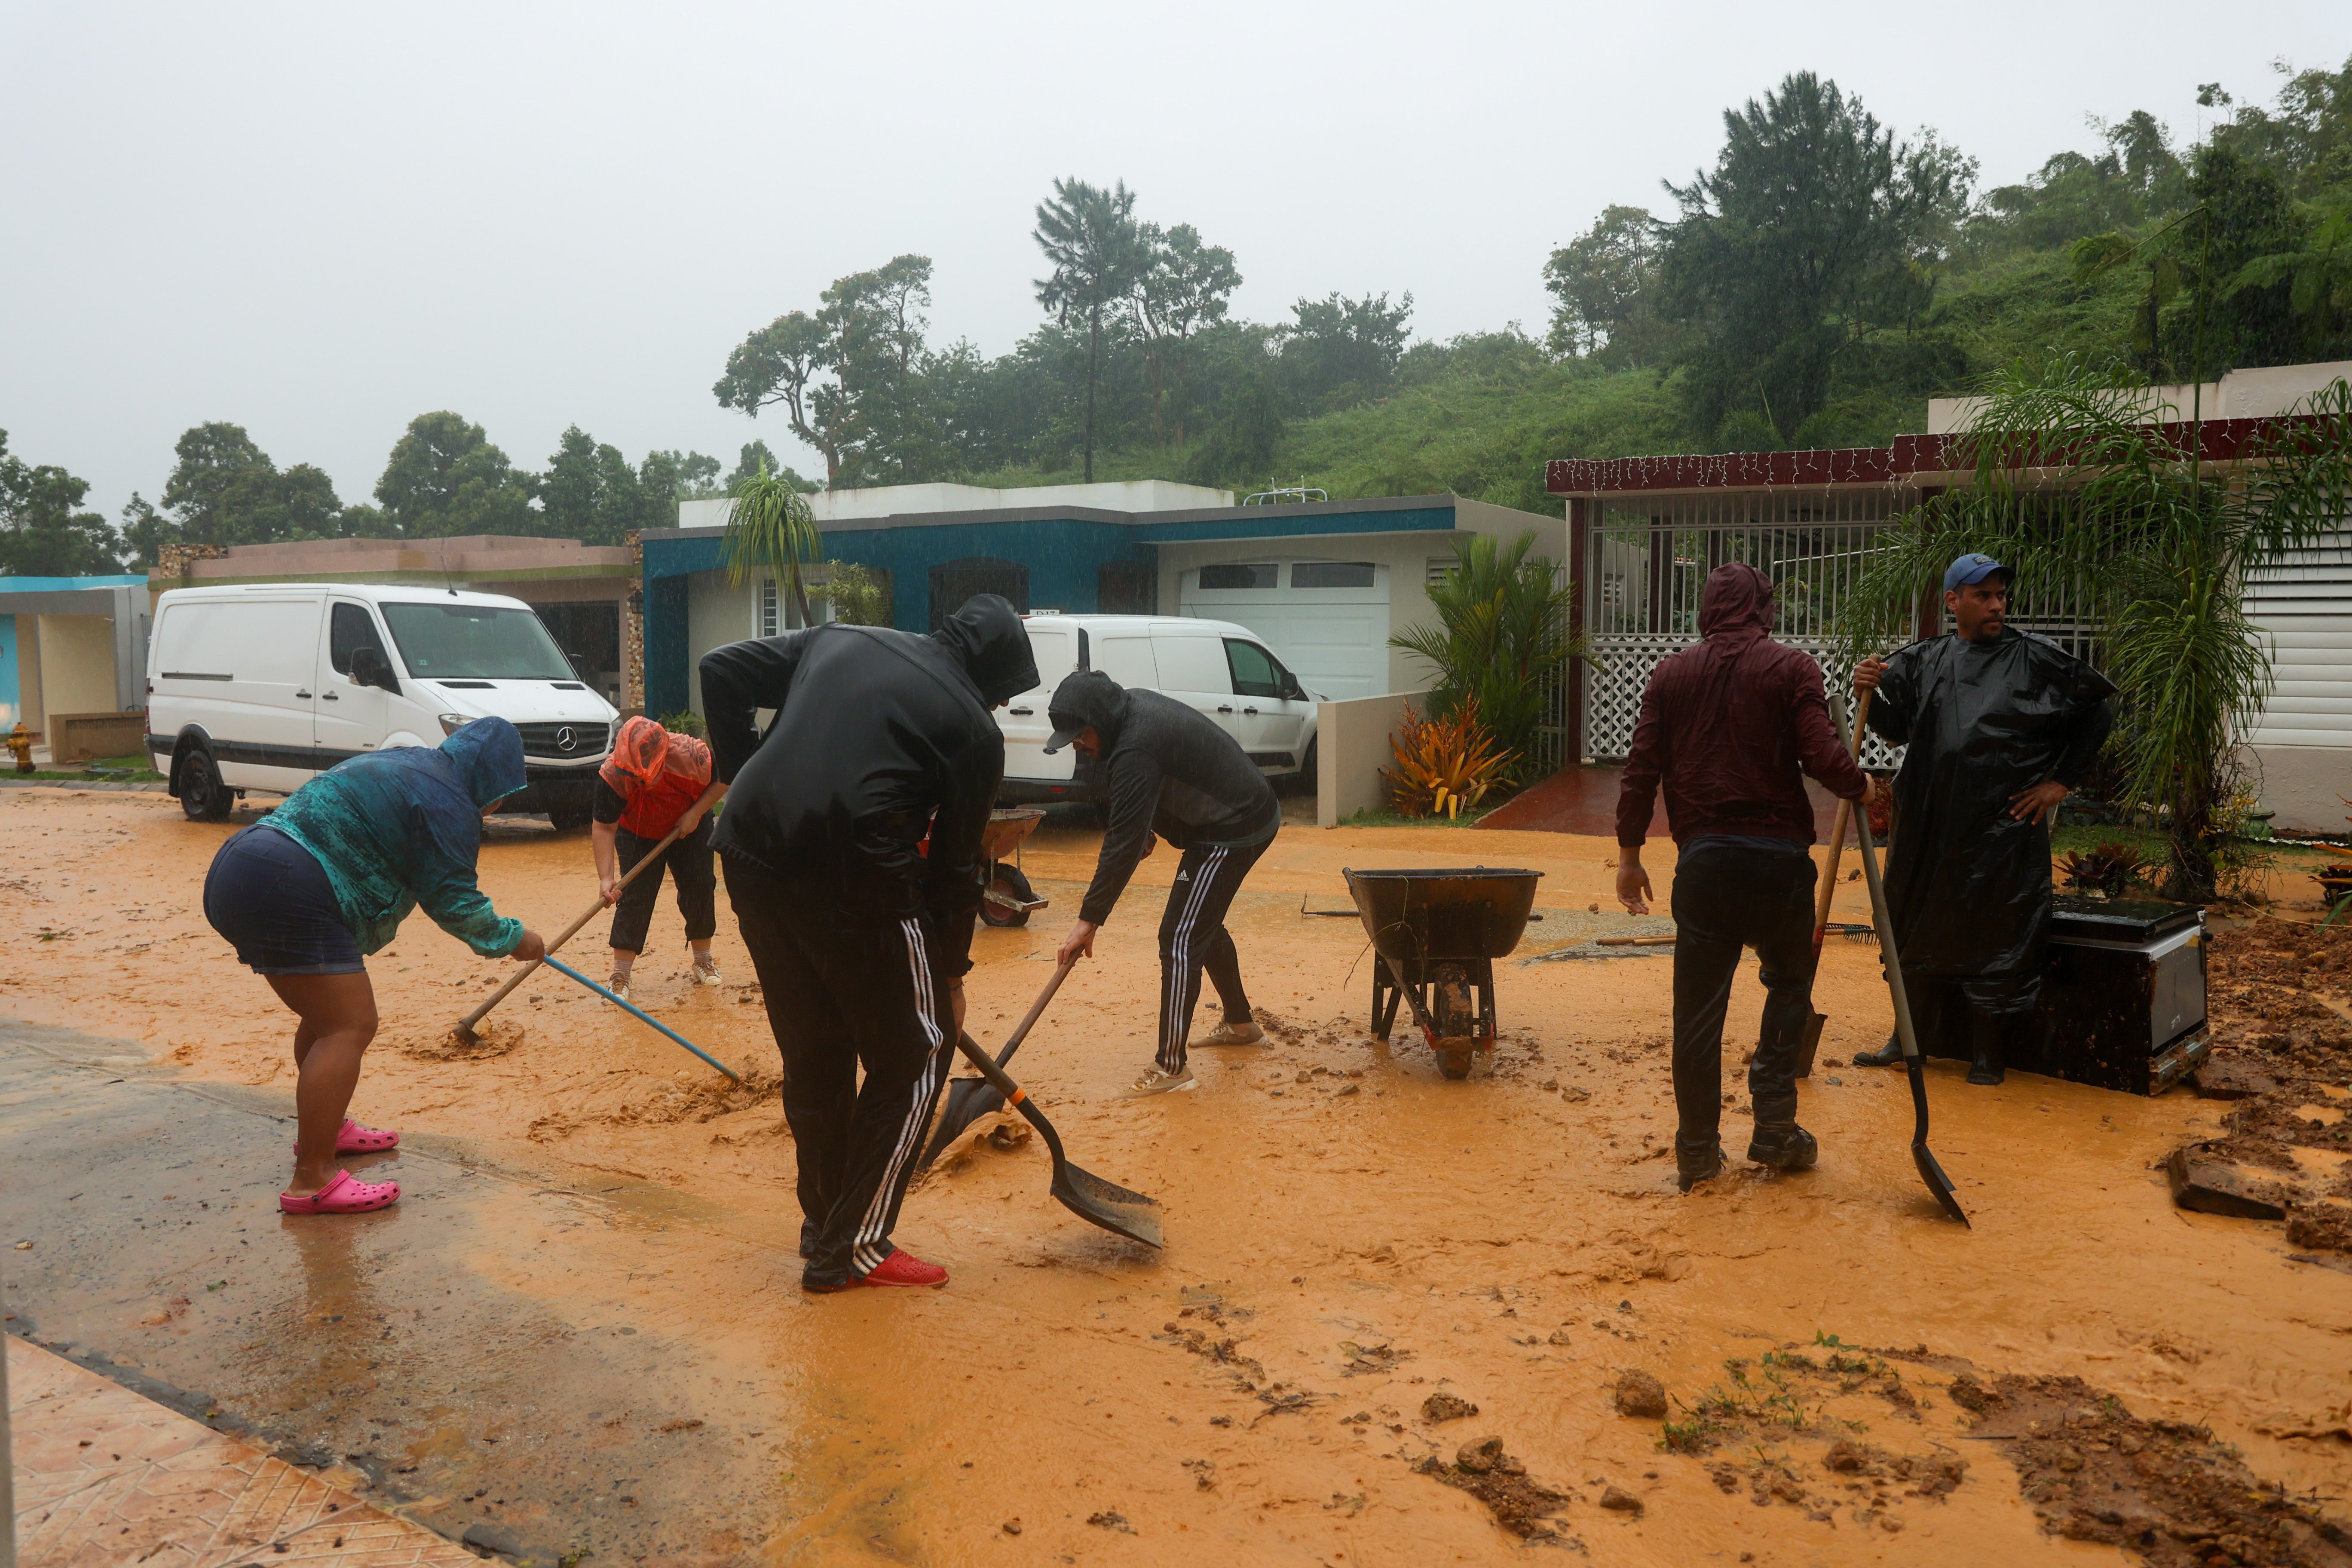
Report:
6,2,2349,521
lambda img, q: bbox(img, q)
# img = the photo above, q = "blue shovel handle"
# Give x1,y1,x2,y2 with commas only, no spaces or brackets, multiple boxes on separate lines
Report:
538,953,743,1084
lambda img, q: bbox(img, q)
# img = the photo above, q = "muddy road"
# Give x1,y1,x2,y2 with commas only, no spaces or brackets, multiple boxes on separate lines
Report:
4,788,2348,1566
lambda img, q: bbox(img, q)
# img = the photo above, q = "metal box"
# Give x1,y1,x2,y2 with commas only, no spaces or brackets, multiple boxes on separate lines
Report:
2034,896,2210,1095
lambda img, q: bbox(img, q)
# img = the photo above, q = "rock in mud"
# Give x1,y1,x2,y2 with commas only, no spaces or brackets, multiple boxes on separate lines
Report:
2285,1200,2352,1253
1599,1485,1642,1513
1422,1391,1479,1422
2165,1144,2291,1220
2191,1052,2281,1100
986,1121,1032,1151
1613,1369,1669,1420
1085,1511,1133,1533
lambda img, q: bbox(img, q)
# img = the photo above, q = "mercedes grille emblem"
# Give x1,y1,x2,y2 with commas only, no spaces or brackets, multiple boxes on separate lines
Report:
556,726,577,753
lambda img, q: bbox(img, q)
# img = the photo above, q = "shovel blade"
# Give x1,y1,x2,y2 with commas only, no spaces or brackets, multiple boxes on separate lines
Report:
918,1076,1006,1171
1911,1142,1972,1227
1050,1164,1165,1250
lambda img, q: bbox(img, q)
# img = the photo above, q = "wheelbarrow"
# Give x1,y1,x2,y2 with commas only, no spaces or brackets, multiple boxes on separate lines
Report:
1344,866,1544,1079
981,806,1049,928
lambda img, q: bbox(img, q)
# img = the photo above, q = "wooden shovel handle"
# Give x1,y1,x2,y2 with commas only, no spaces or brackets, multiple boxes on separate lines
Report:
1813,683,1876,953
992,956,1077,1069
457,816,689,1033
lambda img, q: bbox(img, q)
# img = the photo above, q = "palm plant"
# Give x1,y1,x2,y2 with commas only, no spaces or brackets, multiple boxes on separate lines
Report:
723,459,821,628
1391,529,1585,781
1839,353,2352,900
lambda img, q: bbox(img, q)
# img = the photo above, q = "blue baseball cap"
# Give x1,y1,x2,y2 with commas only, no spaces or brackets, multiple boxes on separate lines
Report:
1943,552,2011,594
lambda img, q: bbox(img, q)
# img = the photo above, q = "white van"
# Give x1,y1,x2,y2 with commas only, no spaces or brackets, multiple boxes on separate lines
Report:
147,584,619,827
995,614,1322,805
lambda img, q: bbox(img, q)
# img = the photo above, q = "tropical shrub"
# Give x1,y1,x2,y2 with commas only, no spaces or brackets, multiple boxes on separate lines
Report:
1390,529,1585,780
1381,700,1514,818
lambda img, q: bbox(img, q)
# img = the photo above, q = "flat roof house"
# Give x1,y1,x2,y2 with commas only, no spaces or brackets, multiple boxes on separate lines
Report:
1549,359,2352,834
640,480,1563,750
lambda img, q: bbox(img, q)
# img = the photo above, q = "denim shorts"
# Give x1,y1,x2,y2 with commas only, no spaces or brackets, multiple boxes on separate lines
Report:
203,825,365,976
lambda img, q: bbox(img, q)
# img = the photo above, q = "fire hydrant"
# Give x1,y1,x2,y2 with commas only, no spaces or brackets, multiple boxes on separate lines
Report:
6,722,33,775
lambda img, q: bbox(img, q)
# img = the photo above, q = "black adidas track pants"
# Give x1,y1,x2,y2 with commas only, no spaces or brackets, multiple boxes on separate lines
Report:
723,857,955,1289
1154,839,1268,1073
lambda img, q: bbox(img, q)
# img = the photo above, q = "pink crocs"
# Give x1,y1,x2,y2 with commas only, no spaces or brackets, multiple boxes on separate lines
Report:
292,1118,400,1157
279,1170,400,1215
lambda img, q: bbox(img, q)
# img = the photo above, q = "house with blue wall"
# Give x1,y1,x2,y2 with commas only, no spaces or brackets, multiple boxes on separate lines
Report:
637,481,1562,718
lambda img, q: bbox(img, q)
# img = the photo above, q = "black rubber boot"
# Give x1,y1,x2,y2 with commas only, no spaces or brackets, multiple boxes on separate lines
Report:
1966,1010,2005,1086
1852,1035,1903,1068
1675,1136,1727,1193
1746,1123,1819,1171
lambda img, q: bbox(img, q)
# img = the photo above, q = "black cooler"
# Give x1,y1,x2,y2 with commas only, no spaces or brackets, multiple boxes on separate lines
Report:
2034,895,2210,1095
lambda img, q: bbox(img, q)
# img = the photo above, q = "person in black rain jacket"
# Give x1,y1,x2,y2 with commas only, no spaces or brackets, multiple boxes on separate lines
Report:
699,594,1038,1291
1046,668,1282,1099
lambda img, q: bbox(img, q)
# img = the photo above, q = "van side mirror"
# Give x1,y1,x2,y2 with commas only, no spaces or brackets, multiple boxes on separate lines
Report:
351,646,398,692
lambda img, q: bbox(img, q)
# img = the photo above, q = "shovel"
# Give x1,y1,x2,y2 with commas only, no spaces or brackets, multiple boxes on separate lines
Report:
951,1028,1164,1249
917,957,1075,1171
1849,806,1971,1228
1796,683,1877,1077
451,818,688,1047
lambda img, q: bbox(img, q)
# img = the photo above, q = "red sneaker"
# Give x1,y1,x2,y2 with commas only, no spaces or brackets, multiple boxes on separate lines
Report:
860,1250,949,1288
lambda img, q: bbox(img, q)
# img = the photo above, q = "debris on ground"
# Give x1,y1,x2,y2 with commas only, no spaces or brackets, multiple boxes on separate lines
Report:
1422,1390,1478,1422
1413,1436,1574,1541
1959,1372,2352,1564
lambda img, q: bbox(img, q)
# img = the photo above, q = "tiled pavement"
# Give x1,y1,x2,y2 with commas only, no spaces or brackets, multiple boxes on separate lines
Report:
9,1335,479,1568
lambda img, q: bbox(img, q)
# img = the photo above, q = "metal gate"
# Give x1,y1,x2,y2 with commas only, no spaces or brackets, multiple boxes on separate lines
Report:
1582,489,1911,766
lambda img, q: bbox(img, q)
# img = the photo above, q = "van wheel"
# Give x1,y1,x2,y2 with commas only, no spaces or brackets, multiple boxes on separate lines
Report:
178,747,232,822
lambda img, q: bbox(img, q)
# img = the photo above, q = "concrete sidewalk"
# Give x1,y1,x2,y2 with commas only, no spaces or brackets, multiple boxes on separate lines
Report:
11,1334,476,1567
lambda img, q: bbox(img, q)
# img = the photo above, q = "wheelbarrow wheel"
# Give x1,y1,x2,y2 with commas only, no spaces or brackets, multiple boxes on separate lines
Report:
980,864,1037,928
1433,968,1476,1080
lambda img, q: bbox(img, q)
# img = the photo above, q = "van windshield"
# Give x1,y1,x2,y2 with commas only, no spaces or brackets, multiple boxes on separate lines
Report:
380,603,575,680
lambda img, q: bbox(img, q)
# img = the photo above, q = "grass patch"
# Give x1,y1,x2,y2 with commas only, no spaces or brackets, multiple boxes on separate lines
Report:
1337,806,1494,829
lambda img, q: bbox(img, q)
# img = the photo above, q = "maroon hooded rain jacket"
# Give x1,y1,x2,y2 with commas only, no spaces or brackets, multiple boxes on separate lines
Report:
1614,564,1866,848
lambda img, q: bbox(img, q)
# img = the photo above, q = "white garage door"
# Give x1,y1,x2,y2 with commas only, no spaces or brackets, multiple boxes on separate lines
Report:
1179,560,1390,700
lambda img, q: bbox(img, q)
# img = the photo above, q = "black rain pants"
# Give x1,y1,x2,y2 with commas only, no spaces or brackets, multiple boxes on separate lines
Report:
1669,841,1819,1152
723,856,954,1289
608,818,717,954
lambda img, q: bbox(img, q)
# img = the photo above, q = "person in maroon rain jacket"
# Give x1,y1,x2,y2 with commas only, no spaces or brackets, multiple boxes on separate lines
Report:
1614,564,1875,1193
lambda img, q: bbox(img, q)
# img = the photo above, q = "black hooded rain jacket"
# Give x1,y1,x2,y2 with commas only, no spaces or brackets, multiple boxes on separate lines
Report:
699,595,1039,976
1047,669,1280,926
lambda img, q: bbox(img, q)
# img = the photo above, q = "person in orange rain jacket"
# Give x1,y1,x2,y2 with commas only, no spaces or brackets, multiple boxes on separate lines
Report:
594,716,728,999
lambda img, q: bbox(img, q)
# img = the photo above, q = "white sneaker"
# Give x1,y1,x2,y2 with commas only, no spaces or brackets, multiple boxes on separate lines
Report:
692,960,723,987
1119,1065,1197,1099
608,975,632,1002
1190,1020,1266,1048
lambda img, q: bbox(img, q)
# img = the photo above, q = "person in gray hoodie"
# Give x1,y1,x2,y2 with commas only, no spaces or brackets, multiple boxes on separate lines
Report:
1046,669,1282,1098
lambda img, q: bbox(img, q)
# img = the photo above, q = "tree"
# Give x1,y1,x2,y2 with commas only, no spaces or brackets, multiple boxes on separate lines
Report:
1659,72,1972,444
726,440,817,493
1130,221,1240,445
152,422,366,551
1841,355,2352,900
714,309,842,482
1033,178,1144,481
373,412,536,537
1389,530,1583,783
1544,205,1673,363
640,449,724,502
0,430,122,575
1281,291,1414,415
539,426,646,545
118,493,175,569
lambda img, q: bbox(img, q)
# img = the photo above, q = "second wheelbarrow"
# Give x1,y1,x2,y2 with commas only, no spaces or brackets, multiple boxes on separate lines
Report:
1344,866,1544,1079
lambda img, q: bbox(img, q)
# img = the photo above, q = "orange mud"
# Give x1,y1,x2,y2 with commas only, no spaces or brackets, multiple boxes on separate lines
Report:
9,787,2352,1566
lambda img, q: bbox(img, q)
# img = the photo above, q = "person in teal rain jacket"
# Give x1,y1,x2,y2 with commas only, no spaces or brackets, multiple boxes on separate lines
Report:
202,719,546,1215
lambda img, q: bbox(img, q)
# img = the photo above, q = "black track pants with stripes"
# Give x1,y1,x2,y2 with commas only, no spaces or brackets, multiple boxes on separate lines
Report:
1154,839,1268,1073
723,857,955,1289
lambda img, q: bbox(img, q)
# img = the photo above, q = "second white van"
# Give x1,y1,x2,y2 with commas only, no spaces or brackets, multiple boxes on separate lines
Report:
994,613,1321,805
147,583,619,827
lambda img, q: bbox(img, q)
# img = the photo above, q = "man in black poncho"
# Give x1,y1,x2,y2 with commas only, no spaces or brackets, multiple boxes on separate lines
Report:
699,595,1038,1292
1852,553,2115,1085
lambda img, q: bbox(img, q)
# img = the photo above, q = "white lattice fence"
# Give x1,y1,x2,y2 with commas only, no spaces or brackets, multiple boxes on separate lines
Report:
1586,634,1904,769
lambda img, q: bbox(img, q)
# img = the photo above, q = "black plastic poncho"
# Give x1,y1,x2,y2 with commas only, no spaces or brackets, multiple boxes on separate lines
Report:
1865,628,2114,978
